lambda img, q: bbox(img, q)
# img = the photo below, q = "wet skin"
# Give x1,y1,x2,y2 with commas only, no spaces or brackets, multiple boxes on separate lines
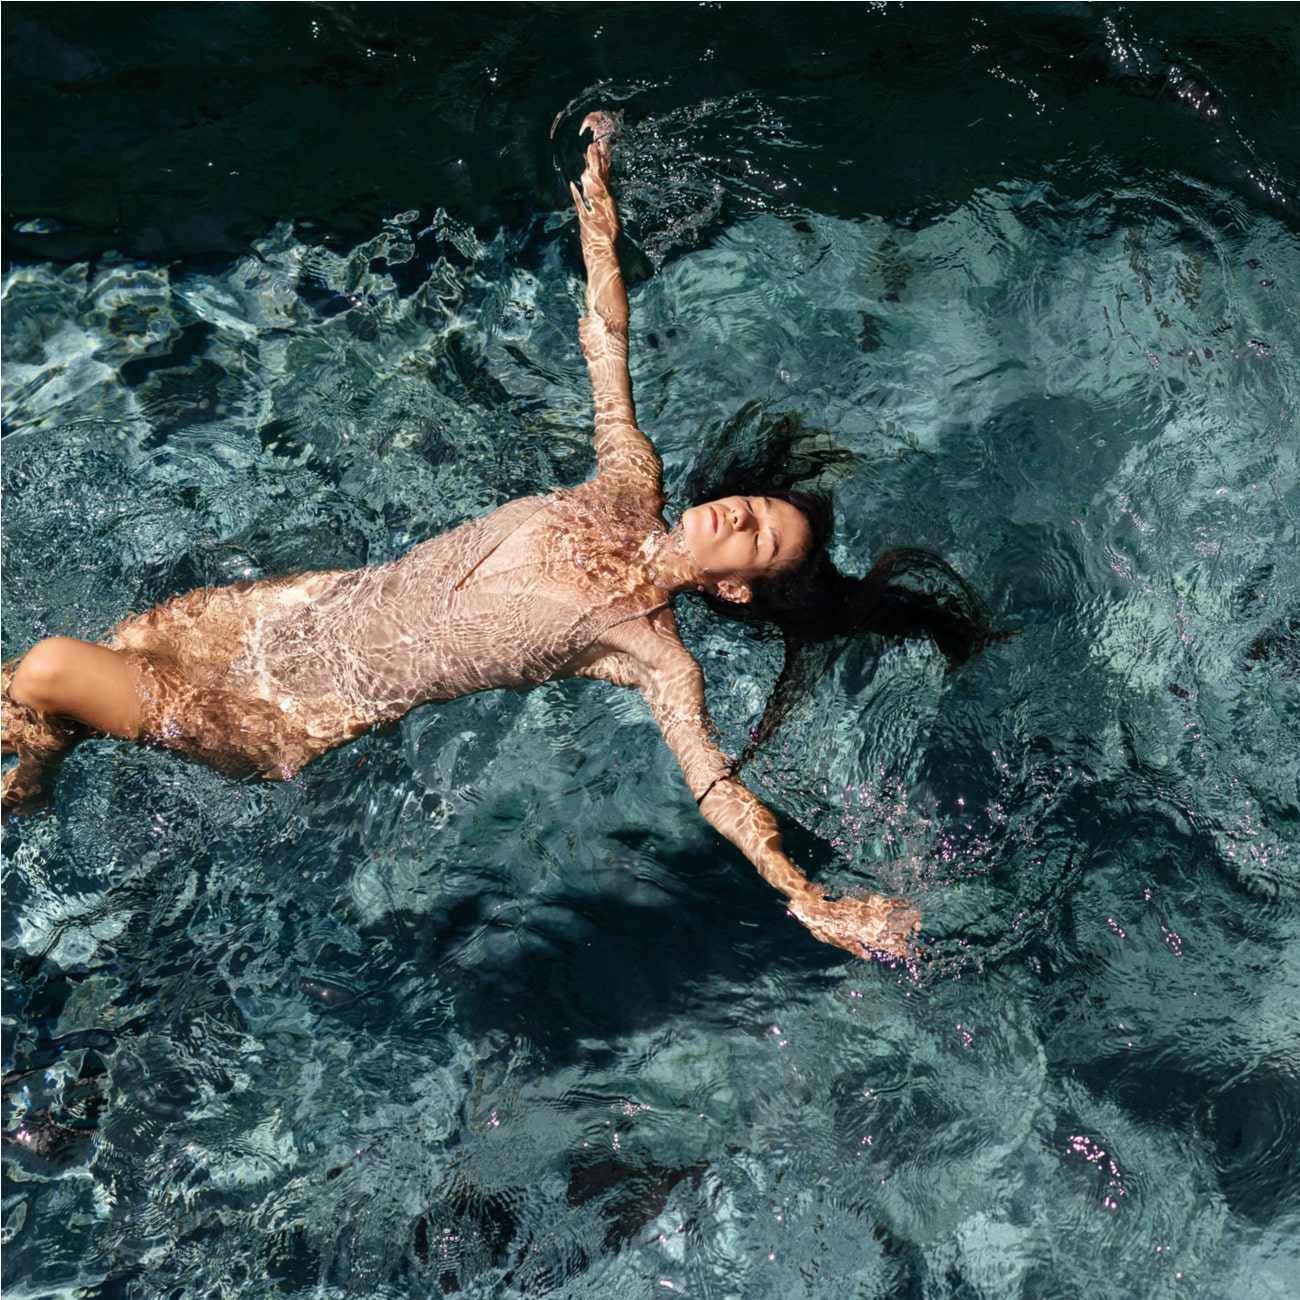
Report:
680,496,813,594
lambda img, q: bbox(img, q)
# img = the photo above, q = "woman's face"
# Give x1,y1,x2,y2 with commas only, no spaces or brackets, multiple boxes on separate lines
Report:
681,495,814,586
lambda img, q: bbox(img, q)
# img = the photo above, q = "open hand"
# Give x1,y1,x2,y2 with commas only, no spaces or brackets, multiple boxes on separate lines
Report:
787,888,921,962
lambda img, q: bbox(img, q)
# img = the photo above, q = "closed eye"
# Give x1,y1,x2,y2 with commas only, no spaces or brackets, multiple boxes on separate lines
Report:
744,498,780,558
762,499,782,560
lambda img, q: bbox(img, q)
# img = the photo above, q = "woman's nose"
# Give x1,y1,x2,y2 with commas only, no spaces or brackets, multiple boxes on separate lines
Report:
730,502,753,530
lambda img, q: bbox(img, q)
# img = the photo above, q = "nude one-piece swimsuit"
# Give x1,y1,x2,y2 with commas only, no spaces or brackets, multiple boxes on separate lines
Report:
106,483,668,777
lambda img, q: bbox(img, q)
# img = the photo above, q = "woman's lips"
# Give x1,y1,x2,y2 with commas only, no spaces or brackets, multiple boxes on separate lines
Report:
709,505,720,532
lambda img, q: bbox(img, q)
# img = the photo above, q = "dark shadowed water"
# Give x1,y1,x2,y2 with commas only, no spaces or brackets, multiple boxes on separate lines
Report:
3,5,1298,1298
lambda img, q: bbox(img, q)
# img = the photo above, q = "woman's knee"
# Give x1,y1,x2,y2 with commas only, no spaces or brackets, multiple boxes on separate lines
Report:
11,638,88,715
11,638,143,737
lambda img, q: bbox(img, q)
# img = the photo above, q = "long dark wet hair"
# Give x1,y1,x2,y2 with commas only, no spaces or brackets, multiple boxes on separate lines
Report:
680,403,1005,768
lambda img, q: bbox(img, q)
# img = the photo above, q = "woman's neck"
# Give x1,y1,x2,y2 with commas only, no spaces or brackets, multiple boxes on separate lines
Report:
639,522,703,593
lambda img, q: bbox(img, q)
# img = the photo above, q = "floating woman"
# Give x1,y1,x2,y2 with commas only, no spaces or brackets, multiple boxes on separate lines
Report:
2,113,1000,961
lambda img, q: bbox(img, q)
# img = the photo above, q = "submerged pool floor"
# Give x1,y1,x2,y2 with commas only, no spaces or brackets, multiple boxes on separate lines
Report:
3,6,1299,1298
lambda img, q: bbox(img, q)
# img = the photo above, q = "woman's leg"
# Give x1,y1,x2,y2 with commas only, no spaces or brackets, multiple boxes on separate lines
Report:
9,637,144,738
2,639,143,817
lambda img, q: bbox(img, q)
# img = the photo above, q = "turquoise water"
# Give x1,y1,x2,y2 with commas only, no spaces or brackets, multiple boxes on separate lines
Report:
3,6,1299,1298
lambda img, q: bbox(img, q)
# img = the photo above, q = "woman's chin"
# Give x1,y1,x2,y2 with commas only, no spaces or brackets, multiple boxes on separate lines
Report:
679,508,714,564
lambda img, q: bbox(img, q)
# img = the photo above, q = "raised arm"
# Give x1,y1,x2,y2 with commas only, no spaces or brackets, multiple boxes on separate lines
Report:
570,112,664,502
575,614,920,962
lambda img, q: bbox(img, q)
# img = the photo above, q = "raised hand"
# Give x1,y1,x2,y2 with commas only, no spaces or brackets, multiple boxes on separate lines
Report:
570,111,619,230
578,111,617,182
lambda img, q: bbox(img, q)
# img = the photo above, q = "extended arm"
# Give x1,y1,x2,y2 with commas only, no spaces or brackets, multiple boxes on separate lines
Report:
575,614,920,961
571,113,664,502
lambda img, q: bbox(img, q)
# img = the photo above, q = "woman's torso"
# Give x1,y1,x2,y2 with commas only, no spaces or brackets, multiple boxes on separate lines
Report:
114,482,670,725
